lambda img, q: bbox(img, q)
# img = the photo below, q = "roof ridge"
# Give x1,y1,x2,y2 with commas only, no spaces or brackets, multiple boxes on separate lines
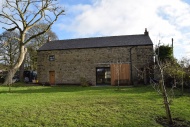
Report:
39,34,153,51
51,34,146,42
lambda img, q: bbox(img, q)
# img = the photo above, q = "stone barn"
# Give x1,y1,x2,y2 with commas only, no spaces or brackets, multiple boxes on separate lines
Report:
37,29,153,86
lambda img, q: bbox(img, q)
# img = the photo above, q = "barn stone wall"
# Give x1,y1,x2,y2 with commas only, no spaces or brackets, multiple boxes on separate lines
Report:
37,45,153,85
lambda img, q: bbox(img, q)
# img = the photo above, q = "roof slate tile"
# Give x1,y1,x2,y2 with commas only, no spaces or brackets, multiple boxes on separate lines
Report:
38,34,153,51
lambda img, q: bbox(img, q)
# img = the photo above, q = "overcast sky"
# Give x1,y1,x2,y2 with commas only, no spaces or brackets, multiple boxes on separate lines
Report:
1,0,190,60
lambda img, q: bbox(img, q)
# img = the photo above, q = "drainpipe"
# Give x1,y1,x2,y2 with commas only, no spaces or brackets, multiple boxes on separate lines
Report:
129,46,135,85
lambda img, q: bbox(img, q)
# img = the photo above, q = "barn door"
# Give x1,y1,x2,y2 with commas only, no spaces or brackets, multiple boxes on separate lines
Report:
111,64,130,86
49,71,55,85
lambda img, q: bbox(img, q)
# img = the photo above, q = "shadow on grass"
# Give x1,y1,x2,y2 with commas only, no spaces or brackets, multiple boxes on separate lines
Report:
0,85,159,95
156,116,190,127
0,86,88,94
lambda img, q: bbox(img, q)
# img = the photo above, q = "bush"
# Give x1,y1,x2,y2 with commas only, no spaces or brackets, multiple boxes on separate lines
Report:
80,77,89,87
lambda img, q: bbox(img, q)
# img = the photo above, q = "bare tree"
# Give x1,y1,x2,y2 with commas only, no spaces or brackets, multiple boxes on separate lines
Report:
155,55,173,124
0,31,19,68
134,49,173,124
25,23,58,70
178,57,190,94
28,23,58,49
0,0,64,86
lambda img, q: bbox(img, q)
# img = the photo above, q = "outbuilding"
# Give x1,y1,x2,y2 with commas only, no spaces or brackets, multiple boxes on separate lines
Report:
37,29,153,85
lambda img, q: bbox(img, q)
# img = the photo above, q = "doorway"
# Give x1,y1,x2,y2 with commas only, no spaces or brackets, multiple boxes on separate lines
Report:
49,71,55,85
96,67,111,85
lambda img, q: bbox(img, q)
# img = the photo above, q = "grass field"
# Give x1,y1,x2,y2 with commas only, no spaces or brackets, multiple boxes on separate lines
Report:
0,84,189,127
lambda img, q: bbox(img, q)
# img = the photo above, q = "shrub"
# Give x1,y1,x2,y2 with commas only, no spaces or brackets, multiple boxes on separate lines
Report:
80,77,89,87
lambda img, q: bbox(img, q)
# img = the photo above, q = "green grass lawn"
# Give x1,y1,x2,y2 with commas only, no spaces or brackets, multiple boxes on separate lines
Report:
0,84,189,127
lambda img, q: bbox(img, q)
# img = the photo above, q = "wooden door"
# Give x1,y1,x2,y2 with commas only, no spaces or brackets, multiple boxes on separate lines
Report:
49,71,55,85
111,64,130,86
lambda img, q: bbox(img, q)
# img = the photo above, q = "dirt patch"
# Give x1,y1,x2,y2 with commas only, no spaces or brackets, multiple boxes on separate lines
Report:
156,116,190,127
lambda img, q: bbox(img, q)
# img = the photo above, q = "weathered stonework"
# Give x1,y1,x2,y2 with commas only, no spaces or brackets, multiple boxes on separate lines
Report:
37,45,153,85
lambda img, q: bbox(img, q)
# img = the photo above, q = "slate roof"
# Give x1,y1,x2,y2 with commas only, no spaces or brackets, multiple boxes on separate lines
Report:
38,34,153,51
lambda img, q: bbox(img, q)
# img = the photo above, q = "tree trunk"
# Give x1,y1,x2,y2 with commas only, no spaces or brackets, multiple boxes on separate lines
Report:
7,69,15,92
3,45,27,86
19,60,25,82
160,80,173,124
156,56,173,125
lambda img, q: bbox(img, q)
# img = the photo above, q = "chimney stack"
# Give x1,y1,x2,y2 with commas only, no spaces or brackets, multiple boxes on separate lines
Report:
144,28,149,35
48,36,51,42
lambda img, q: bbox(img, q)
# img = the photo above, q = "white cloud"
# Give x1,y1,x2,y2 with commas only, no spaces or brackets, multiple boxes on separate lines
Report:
48,0,190,59
0,0,188,60
0,0,3,7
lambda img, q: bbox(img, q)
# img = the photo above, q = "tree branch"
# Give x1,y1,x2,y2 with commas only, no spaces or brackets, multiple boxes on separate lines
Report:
25,9,64,44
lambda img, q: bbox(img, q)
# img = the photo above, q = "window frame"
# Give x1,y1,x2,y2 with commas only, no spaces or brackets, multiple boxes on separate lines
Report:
49,55,55,61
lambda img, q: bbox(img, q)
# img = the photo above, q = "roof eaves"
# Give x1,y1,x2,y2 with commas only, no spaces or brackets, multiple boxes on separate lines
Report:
37,43,153,51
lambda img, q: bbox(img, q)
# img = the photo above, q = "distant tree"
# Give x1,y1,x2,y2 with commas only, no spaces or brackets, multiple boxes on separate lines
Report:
28,23,58,49
0,0,64,87
163,59,185,95
155,45,173,62
178,57,190,89
179,57,190,68
0,31,19,69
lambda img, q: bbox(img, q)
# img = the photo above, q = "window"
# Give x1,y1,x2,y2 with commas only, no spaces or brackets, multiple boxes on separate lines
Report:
49,55,55,61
